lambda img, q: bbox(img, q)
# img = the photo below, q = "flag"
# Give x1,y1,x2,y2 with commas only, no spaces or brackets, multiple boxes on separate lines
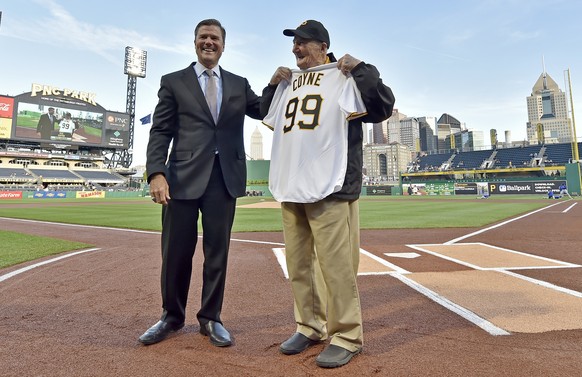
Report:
139,113,152,125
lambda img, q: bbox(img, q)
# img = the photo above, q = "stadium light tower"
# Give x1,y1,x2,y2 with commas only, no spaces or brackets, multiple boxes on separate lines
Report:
108,46,147,168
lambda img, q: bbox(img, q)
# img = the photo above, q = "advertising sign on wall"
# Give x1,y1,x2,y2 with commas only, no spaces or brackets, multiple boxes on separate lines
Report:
0,96,14,139
488,180,565,195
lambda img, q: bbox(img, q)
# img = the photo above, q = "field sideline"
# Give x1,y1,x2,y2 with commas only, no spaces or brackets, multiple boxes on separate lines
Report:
0,195,565,268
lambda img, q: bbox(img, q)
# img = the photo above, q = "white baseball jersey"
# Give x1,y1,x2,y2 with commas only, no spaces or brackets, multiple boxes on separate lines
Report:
263,62,367,203
58,119,76,134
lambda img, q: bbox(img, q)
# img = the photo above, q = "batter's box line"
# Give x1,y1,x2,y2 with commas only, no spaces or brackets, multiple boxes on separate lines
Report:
271,247,410,280
406,242,581,272
389,272,510,336
271,246,511,336
406,242,582,299
496,269,582,298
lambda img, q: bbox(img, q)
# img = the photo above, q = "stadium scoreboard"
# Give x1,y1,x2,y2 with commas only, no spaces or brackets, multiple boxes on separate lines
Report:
0,83,130,150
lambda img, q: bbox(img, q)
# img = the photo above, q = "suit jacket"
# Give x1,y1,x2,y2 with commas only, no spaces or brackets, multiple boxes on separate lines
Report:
146,62,261,199
36,113,57,139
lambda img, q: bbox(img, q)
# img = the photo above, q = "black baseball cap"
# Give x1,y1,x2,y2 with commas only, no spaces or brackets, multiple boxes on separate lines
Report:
283,20,330,47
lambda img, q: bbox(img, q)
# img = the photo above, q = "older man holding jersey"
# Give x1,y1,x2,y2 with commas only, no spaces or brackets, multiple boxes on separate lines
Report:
261,20,395,368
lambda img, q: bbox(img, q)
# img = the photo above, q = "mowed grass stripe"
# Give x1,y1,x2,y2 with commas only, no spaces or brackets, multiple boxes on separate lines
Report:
0,196,550,231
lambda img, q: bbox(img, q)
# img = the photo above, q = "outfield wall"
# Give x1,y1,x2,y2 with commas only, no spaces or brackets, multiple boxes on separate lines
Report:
0,190,142,199
402,179,568,196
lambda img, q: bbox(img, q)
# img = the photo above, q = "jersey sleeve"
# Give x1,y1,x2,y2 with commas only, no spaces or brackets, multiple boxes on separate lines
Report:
262,81,290,131
339,77,367,121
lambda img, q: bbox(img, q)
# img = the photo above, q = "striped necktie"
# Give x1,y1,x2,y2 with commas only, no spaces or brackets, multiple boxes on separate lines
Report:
205,69,218,123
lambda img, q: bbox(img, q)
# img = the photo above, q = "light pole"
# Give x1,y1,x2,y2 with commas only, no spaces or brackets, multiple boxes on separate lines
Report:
107,46,147,168
565,68,581,193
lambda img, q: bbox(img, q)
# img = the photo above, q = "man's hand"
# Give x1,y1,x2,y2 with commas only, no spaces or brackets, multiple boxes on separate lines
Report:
337,54,362,76
269,67,292,86
149,173,171,205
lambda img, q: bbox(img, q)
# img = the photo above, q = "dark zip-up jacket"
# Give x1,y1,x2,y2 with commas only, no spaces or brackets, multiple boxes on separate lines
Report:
261,53,395,200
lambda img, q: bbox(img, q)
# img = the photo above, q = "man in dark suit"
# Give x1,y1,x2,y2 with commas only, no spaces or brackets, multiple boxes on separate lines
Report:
36,107,57,139
140,18,262,347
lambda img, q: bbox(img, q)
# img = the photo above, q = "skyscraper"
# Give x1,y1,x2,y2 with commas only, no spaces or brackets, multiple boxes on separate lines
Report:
436,113,462,151
419,116,437,153
400,116,420,152
250,126,264,160
371,121,388,144
526,70,570,144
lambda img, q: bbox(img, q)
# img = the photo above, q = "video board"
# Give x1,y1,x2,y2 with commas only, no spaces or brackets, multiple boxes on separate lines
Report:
0,84,129,149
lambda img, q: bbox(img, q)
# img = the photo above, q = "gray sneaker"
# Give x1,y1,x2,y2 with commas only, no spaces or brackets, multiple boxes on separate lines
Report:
280,333,320,355
316,344,361,368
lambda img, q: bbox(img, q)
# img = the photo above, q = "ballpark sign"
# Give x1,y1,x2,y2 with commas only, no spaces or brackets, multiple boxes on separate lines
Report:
30,83,97,106
488,180,565,195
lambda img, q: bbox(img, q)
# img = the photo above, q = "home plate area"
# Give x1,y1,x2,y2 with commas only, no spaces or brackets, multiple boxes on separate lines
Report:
272,242,582,335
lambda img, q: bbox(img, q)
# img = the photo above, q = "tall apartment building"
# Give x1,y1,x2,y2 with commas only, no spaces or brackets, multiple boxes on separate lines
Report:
526,70,571,144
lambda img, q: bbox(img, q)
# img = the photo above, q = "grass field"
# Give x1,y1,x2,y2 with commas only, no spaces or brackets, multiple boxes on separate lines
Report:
0,195,561,268
0,230,90,269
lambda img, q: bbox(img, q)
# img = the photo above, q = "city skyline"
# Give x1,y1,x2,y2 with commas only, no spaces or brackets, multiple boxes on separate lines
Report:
1,0,581,166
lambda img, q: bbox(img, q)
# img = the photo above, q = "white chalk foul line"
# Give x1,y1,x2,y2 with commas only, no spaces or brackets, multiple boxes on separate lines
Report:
563,202,577,213
444,201,566,245
389,272,510,336
272,248,288,279
0,217,286,246
269,245,508,336
0,248,101,283
0,217,160,235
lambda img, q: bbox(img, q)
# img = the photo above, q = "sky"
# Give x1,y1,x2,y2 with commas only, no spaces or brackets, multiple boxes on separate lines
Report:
1,0,581,167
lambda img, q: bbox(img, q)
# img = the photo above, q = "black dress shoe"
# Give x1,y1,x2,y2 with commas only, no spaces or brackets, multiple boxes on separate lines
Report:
199,320,232,347
138,320,184,345
280,333,320,355
315,344,361,368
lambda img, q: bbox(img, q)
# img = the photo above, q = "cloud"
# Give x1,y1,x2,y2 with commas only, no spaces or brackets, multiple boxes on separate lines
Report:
7,0,192,66
404,44,470,62
506,30,541,43
442,30,475,46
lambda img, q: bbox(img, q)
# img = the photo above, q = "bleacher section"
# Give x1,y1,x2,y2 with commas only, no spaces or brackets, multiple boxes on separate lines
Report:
450,150,494,169
544,143,573,165
27,168,83,182
0,167,33,182
494,145,542,168
417,153,454,171
0,163,129,187
73,170,125,184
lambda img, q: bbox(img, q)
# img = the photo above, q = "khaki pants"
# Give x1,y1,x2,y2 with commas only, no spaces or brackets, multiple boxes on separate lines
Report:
281,197,362,352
